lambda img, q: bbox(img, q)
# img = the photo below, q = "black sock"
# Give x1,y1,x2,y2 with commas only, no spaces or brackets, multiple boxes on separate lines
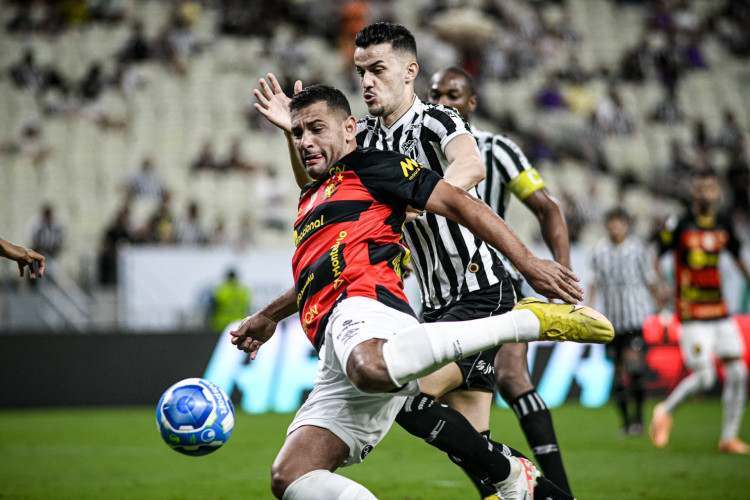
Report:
535,476,576,500
396,393,510,493
631,371,644,425
510,390,572,495
612,375,630,428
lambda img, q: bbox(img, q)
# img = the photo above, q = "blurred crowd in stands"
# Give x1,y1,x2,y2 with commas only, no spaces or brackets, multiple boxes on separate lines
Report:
1,0,749,288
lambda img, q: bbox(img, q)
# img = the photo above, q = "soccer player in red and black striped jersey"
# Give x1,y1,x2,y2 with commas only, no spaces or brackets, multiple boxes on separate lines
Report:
250,23,582,499
650,169,750,454
231,85,612,499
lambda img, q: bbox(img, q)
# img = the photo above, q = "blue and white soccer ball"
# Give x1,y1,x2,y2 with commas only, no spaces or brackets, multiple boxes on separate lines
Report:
156,378,235,456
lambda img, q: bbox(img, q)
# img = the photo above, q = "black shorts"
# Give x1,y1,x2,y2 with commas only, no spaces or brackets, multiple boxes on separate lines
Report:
422,278,516,392
606,329,646,363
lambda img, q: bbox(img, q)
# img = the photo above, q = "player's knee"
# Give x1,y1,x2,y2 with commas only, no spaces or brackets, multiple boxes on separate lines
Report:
270,462,293,499
694,365,716,391
347,354,393,393
724,358,747,383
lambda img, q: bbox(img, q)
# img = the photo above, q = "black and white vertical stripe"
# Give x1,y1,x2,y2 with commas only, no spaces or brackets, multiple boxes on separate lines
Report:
589,235,657,332
473,128,534,281
356,98,506,310
511,391,548,419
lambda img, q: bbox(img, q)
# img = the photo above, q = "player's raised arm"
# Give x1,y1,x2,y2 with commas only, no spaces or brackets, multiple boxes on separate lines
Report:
230,286,298,359
253,73,311,188
424,180,583,304
442,133,485,191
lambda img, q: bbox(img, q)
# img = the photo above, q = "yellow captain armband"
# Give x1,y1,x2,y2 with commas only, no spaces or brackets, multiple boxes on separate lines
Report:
508,168,546,200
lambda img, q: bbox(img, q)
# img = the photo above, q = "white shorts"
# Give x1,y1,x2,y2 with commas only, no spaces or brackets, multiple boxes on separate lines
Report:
680,317,745,370
287,296,420,467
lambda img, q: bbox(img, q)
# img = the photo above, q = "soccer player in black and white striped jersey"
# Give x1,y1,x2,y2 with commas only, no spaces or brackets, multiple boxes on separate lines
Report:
588,208,662,437
428,66,573,496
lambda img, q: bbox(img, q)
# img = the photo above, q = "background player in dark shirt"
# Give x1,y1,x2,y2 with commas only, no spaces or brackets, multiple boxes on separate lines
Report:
650,169,750,454
232,84,611,500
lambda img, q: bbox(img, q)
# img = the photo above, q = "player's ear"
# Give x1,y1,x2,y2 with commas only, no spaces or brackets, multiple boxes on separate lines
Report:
404,60,419,85
343,115,357,140
468,94,478,113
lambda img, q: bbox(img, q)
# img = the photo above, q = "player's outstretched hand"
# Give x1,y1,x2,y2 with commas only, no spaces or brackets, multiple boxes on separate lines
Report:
230,312,278,359
253,73,302,132
522,257,583,304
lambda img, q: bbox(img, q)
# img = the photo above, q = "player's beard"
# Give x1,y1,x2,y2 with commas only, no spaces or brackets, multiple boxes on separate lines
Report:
368,102,385,117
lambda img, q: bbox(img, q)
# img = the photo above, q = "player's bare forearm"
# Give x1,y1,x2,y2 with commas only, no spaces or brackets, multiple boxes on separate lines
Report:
285,131,312,188
442,135,485,190
525,189,571,270
230,287,298,358
425,181,583,303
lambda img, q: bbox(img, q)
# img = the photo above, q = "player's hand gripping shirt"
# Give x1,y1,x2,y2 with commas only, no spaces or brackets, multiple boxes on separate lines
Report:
292,147,441,351
658,213,742,321
357,98,507,311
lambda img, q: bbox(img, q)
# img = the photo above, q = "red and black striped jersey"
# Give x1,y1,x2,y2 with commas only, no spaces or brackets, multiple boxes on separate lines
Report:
292,147,441,350
658,213,742,321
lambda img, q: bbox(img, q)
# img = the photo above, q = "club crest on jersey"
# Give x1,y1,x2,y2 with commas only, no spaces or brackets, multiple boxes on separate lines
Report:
401,157,423,180
402,138,418,159
321,173,344,201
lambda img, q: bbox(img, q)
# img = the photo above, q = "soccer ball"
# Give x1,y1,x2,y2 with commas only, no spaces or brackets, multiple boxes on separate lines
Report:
156,378,235,456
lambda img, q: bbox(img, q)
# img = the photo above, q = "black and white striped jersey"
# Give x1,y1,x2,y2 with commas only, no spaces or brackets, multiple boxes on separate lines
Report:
356,97,507,311
589,235,658,332
473,127,547,281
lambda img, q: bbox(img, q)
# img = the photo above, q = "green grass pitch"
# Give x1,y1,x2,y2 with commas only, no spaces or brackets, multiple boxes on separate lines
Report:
1,400,748,499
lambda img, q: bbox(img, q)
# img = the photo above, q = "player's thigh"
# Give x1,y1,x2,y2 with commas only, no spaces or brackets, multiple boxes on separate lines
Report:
273,425,350,478
328,296,419,374
714,317,745,361
679,321,714,370
418,362,464,398
494,342,534,400
438,389,495,432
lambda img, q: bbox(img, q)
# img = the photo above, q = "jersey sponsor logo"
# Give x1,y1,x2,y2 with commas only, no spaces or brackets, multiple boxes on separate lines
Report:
360,444,374,460
294,215,325,247
400,157,423,180
296,273,314,307
328,164,346,176
508,168,546,200
330,231,347,277
303,305,319,328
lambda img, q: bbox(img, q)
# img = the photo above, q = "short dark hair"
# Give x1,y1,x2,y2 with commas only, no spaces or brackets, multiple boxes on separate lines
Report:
355,22,417,58
605,207,630,222
440,66,475,96
692,167,718,182
289,84,352,118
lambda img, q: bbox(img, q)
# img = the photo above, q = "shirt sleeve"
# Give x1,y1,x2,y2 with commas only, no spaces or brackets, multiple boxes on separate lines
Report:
657,215,678,256
423,104,473,152
356,149,442,210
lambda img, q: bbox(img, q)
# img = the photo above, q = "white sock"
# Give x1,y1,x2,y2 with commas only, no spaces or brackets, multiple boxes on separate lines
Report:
382,309,540,386
283,470,377,500
721,359,747,442
662,365,715,414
